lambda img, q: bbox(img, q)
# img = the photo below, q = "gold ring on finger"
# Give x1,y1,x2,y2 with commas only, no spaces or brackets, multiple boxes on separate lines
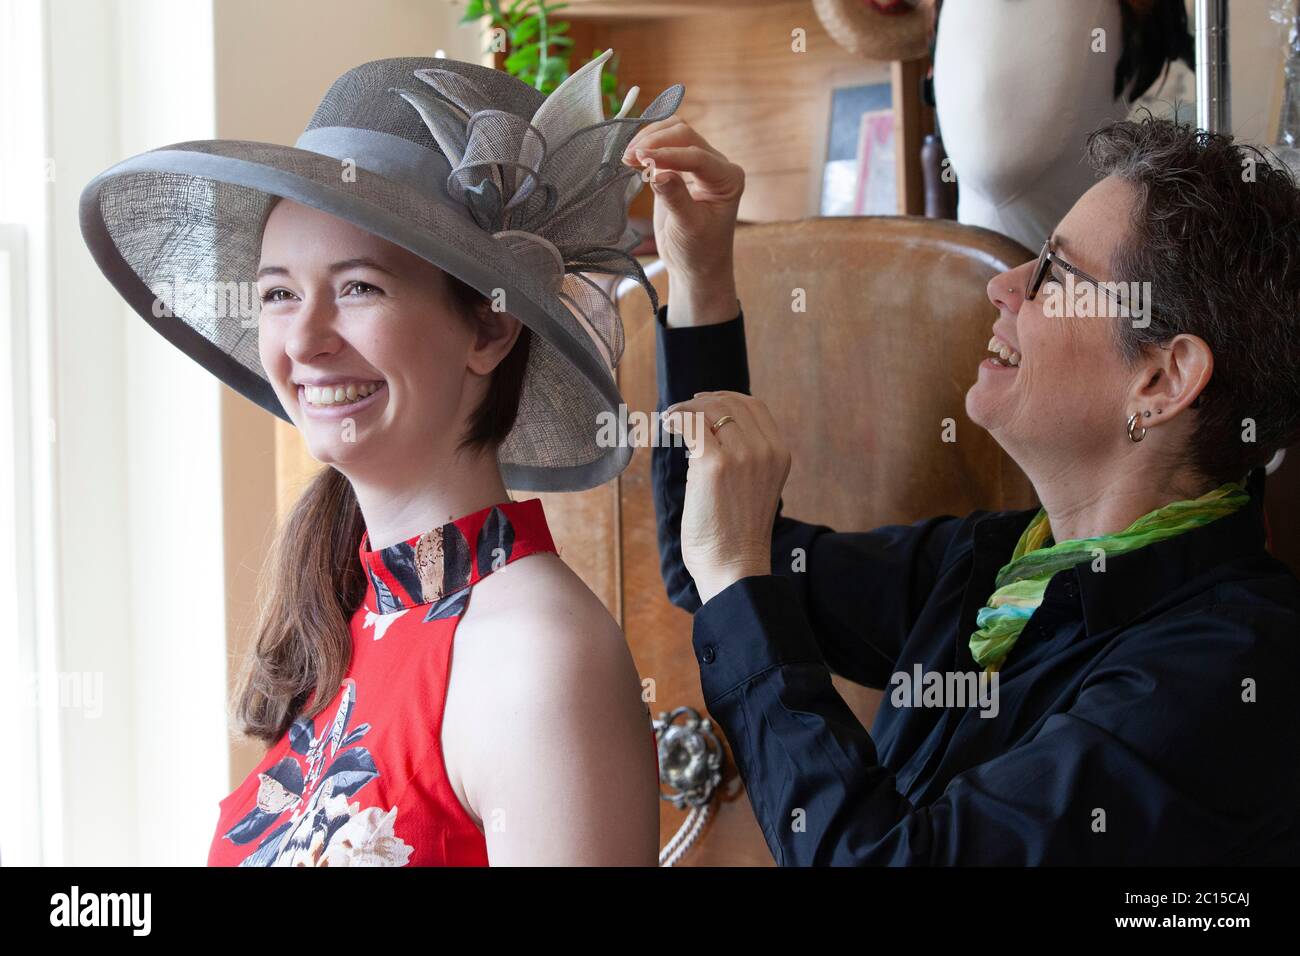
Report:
710,415,736,434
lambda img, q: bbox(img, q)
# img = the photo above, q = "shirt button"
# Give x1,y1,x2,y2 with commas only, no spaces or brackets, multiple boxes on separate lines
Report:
701,645,716,664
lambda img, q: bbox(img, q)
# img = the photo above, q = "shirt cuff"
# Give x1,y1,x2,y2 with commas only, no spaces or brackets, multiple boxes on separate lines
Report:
655,303,749,405
691,574,825,704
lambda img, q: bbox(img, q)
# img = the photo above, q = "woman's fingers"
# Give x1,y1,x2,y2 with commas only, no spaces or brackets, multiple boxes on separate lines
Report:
665,392,746,427
662,400,725,459
664,394,760,458
675,392,788,471
665,392,764,453
625,119,722,159
639,147,742,203
621,122,741,200
646,168,690,207
621,118,686,164
622,117,726,159
634,144,733,177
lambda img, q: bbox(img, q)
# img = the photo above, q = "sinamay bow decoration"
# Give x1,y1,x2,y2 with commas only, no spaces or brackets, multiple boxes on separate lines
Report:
391,50,684,370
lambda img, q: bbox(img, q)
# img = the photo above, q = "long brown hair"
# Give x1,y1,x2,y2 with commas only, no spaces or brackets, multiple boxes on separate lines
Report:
231,272,532,744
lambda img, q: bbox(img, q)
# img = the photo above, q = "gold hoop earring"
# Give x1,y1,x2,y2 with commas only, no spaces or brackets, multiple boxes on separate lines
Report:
1127,412,1147,443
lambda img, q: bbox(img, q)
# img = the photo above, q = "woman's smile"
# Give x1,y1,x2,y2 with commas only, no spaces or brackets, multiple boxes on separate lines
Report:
980,356,1018,373
980,331,1022,372
297,380,388,420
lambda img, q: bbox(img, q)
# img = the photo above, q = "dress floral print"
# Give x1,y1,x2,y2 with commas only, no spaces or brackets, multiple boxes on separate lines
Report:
208,499,557,867
220,679,412,867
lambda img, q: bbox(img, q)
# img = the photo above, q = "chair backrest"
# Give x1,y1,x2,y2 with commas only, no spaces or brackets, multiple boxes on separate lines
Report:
722,216,1039,529
606,214,1037,865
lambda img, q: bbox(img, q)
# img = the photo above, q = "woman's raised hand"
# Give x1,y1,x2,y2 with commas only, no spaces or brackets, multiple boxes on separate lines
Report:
622,118,744,327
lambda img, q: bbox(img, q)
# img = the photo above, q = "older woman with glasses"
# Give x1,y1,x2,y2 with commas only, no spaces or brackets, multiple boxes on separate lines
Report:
623,114,1300,865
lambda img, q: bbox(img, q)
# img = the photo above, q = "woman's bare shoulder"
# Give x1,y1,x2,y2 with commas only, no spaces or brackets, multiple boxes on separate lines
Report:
459,551,620,640
448,551,634,703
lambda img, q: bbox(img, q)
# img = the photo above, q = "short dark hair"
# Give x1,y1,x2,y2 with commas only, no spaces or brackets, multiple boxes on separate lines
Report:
1086,114,1300,485
442,271,532,455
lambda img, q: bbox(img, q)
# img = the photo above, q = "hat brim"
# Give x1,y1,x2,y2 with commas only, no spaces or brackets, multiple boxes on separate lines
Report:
79,138,633,492
813,0,931,62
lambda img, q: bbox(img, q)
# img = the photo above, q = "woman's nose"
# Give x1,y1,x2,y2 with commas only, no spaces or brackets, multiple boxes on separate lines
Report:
285,293,342,361
987,262,1031,312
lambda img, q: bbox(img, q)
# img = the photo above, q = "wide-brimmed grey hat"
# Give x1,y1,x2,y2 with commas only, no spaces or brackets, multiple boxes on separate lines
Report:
79,50,683,491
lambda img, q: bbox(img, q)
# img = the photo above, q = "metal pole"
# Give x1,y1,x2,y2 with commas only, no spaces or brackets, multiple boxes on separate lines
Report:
1195,0,1230,133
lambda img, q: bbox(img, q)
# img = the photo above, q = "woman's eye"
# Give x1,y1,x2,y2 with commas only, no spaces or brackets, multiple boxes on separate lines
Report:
258,281,382,303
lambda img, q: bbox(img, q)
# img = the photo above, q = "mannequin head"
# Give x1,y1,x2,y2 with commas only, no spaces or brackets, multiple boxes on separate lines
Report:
935,0,1129,249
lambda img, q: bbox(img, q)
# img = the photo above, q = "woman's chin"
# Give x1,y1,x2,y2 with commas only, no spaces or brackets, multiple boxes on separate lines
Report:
965,382,1008,433
302,437,364,466
297,422,381,466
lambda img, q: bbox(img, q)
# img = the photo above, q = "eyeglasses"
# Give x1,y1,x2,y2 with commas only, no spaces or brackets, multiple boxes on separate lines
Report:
1024,238,1116,303
1024,239,1202,404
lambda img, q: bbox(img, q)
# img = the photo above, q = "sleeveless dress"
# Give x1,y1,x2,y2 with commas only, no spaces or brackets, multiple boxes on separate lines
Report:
208,497,563,866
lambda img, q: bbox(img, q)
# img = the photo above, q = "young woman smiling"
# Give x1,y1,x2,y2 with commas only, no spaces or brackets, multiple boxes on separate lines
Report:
81,51,685,866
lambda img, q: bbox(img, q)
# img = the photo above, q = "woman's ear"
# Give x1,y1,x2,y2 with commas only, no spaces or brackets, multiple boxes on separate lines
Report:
1131,332,1213,422
465,300,524,377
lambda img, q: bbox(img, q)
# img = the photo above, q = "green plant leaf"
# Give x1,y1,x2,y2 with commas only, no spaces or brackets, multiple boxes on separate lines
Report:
505,46,541,73
512,14,540,43
459,0,487,23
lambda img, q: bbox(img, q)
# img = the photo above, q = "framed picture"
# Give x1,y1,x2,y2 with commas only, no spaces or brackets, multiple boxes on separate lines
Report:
814,80,897,217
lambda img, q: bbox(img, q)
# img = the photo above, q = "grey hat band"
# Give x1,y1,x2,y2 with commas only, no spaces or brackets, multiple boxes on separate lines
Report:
294,125,472,224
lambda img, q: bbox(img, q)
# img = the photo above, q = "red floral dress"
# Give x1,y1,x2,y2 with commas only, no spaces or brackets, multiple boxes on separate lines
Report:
208,498,567,866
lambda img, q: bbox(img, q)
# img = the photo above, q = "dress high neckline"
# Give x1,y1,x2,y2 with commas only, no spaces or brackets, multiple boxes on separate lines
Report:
358,497,555,615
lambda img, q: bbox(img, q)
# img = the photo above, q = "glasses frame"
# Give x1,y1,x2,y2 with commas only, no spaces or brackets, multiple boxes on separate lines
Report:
1024,238,1121,305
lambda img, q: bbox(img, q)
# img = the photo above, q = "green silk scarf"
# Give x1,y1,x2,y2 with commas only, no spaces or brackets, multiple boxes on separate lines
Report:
969,480,1250,673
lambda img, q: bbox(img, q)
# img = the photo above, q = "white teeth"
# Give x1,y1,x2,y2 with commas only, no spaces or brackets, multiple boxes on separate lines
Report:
302,382,382,406
986,336,1022,367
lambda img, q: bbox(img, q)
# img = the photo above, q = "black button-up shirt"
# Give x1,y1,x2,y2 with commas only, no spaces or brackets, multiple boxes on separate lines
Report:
652,307,1300,865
